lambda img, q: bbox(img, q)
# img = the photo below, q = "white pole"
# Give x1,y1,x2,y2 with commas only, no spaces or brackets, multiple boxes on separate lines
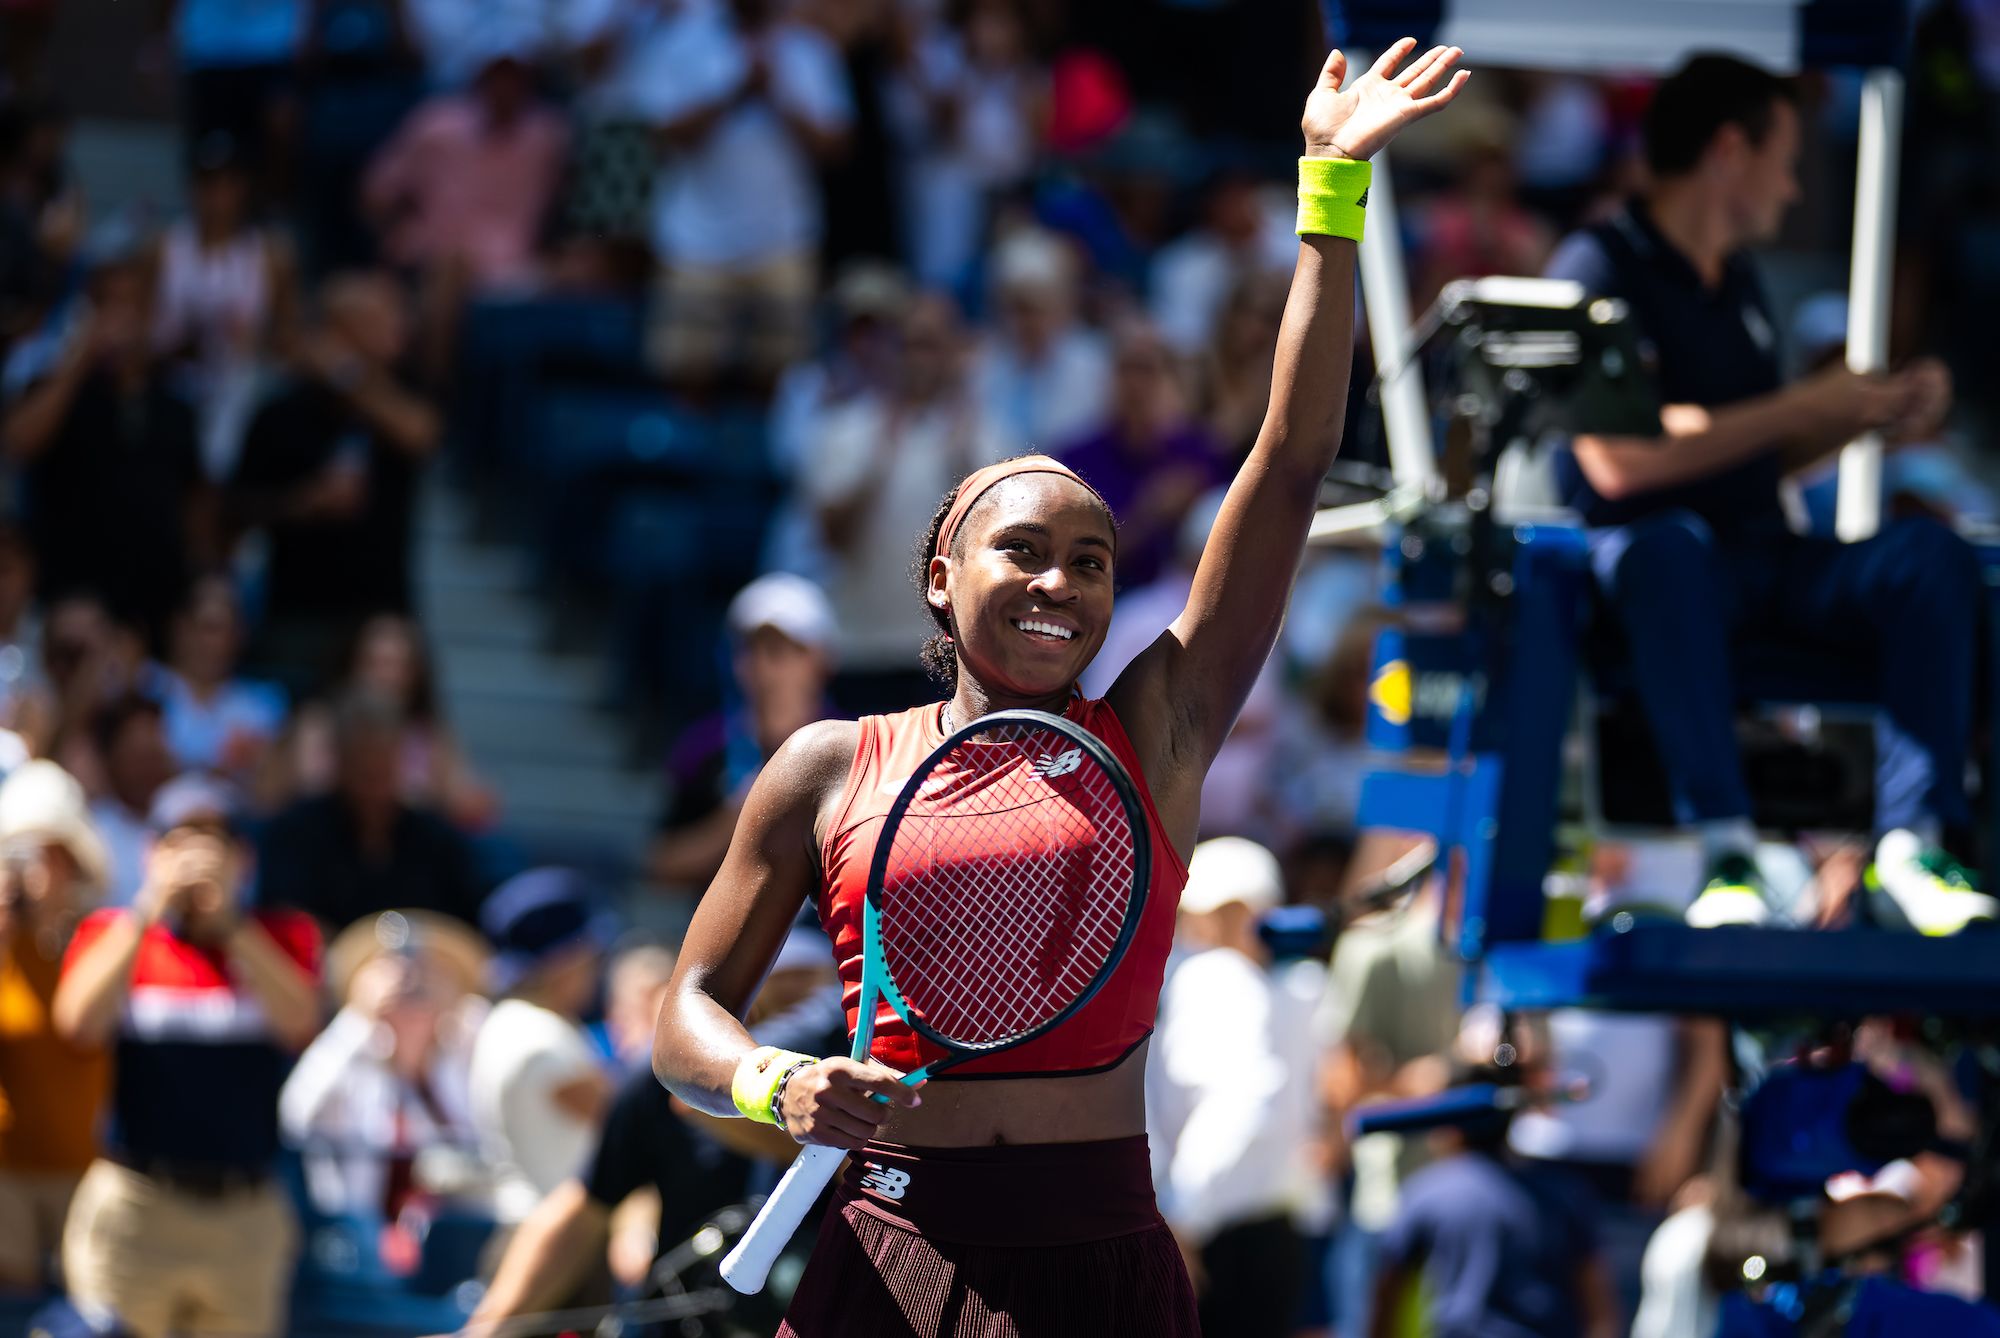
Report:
1834,68,1902,542
1356,141,1438,489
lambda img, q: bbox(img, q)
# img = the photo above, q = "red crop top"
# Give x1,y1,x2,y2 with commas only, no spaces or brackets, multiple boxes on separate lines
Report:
816,697,1187,1079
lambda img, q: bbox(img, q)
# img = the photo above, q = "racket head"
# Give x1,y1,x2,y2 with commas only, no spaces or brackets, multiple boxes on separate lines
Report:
861,708,1150,1063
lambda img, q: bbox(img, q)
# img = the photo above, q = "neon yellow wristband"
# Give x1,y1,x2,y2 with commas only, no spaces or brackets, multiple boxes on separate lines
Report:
731,1047,820,1125
1296,156,1371,242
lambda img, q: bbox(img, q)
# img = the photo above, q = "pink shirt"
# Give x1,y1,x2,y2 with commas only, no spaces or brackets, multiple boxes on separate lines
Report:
365,97,568,289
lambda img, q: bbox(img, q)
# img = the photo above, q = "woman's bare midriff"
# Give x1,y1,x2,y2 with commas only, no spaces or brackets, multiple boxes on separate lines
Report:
873,1039,1150,1147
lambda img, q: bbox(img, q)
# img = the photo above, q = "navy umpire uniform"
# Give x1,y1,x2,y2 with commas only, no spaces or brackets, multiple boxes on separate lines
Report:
1547,54,1991,932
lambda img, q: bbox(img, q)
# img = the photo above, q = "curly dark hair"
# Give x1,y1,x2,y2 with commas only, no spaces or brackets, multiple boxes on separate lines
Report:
908,459,1118,693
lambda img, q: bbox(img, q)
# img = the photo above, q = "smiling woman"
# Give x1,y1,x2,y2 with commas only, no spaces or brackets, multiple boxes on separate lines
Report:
910,455,1116,698
651,35,1469,1338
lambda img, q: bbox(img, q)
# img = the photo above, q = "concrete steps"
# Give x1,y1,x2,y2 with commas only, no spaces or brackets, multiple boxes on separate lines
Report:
413,481,661,882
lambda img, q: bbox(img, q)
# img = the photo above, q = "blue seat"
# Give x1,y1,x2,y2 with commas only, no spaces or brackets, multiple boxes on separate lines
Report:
452,296,644,475
601,484,775,721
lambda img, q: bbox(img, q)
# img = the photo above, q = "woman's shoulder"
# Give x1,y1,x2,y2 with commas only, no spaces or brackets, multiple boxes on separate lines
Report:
765,718,866,808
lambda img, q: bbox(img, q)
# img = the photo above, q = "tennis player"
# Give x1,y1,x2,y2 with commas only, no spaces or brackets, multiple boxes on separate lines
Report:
656,39,1467,1336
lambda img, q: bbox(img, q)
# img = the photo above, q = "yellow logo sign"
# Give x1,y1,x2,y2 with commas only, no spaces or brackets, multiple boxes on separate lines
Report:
1370,659,1411,726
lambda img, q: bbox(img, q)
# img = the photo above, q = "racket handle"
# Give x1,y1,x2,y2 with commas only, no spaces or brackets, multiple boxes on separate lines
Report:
719,1141,845,1294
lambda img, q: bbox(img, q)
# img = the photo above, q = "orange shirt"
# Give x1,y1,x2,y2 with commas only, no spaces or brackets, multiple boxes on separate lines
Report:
0,927,110,1171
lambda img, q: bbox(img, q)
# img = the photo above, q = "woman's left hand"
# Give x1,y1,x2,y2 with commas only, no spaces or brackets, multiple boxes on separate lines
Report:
1302,39,1468,162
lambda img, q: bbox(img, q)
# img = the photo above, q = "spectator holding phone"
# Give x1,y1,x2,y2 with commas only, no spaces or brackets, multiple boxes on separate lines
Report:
0,760,110,1293
51,775,321,1338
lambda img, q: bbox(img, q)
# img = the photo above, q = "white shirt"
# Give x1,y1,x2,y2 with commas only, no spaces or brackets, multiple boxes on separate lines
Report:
149,667,287,777
1509,1009,1677,1165
802,393,1010,669
1148,947,1327,1243
468,997,604,1222
648,11,852,266
280,1002,482,1217
971,327,1110,451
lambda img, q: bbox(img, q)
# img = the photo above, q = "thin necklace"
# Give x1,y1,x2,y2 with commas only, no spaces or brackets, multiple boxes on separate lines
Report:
940,700,954,734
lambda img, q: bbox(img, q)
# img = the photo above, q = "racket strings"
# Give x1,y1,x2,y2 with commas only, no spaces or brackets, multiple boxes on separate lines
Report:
877,726,1138,1047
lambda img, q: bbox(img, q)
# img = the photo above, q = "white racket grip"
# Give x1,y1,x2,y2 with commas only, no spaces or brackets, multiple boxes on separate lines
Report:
720,1142,845,1293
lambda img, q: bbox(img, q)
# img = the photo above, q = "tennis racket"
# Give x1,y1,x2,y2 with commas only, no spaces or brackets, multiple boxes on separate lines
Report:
719,707,1152,1294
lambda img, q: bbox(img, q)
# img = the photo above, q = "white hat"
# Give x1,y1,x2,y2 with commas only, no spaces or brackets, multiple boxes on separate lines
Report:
0,760,111,891
727,574,836,655
1181,836,1284,916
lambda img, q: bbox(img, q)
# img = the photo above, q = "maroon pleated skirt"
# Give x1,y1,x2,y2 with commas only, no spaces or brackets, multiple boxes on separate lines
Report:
777,1135,1198,1338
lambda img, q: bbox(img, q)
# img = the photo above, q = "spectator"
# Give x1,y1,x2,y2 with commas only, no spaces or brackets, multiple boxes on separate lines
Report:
650,573,840,890
1150,837,1325,1338
764,261,910,576
0,97,80,349
1197,269,1288,469
257,692,487,929
229,270,442,693
84,695,177,909
362,49,567,302
469,868,617,1227
645,0,854,395
600,941,676,1070
893,0,1048,292
173,0,304,180
0,522,53,752
1414,132,1554,310
2,243,214,643
1271,607,1397,849
280,907,489,1221
275,612,494,828
400,0,545,91
153,131,302,481
1056,319,1228,589
1150,170,1290,357
41,598,146,792
469,923,843,1330
1318,845,1464,1338
804,291,1008,714
555,0,689,290
467,1041,767,1329
1509,1009,1728,1329
1369,1063,1620,1338
147,575,287,786
1545,54,1990,933
51,774,320,1338
0,760,111,1293
972,226,1110,448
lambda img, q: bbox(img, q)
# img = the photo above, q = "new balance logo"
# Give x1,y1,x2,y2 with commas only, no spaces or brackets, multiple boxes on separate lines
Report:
858,1164,911,1201
1033,748,1083,778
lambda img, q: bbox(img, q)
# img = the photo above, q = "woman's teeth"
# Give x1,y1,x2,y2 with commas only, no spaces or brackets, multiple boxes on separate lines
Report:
1014,619,1074,641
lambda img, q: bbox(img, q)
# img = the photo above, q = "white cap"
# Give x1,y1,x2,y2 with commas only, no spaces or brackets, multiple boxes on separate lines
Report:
727,574,836,655
0,759,111,891
1181,836,1284,916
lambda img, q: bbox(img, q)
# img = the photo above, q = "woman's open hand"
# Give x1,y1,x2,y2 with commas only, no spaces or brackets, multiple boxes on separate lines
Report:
1302,39,1468,161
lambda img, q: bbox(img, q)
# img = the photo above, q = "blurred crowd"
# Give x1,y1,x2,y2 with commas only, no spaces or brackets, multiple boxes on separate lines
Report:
0,0,1996,1334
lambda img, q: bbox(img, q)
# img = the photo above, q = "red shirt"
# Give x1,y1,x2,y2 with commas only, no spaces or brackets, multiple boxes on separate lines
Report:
64,908,321,1169
817,698,1186,1078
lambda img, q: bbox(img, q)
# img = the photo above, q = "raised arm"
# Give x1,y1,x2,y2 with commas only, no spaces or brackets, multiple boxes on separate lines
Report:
1110,42,1466,785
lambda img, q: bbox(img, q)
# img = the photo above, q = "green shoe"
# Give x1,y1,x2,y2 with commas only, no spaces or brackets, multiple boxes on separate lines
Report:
1865,830,1998,936
1686,852,1775,928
